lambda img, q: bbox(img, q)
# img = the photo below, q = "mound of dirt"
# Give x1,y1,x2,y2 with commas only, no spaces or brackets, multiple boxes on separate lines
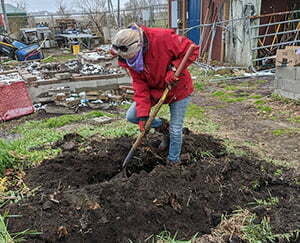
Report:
5,133,300,242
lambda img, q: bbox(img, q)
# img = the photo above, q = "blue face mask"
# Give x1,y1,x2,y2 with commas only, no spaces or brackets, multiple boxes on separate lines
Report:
126,48,144,72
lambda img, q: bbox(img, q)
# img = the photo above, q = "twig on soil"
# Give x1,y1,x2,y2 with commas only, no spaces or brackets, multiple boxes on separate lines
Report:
57,180,62,191
49,194,60,204
186,193,192,207
0,196,17,200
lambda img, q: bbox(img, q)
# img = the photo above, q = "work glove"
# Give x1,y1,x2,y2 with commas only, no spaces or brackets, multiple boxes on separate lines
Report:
138,117,148,132
165,69,179,88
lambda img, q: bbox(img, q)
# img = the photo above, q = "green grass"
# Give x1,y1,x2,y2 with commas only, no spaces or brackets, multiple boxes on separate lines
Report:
222,97,247,103
256,105,272,113
149,231,198,243
0,213,41,242
272,128,300,136
256,79,268,84
212,91,248,103
287,116,300,123
77,119,138,138
212,91,227,97
254,99,267,105
194,81,206,91
271,93,300,105
250,94,264,99
224,85,238,91
242,214,300,243
41,54,76,63
184,104,219,133
16,111,105,130
223,139,248,157
274,169,283,176
0,140,16,175
250,196,279,207
0,111,107,174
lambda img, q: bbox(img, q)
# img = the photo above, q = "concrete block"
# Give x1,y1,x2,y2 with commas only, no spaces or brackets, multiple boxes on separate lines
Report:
274,89,295,100
296,67,300,80
273,79,279,89
23,74,37,82
286,80,300,92
276,67,296,80
55,73,72,80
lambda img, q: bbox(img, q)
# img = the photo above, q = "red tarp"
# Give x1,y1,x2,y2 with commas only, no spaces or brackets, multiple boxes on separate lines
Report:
0,81,34,121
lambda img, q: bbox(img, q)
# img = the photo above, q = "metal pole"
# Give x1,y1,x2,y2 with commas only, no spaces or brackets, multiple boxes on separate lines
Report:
117,0,120,27
1,0,10,33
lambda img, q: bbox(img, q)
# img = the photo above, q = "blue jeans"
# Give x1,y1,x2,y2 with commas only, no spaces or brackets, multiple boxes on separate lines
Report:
126,96,191,162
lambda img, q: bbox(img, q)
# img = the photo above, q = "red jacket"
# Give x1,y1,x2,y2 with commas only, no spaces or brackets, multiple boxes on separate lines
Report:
118,26,199,118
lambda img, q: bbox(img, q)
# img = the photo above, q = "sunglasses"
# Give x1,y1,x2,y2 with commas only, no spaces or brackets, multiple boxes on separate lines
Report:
112,41,139,52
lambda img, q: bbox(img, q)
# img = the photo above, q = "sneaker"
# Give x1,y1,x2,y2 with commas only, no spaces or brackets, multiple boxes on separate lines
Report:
166,159,182,167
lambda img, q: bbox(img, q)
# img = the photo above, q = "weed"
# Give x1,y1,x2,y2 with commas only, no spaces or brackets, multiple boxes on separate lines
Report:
250,180,261,190
0,113,109,172
250,196,279,207
41,54,76,63
119,103,132,110
194,81,205,91
254,100,267,105
77,120,138,138
17,111,105,130
0,140,15,174
213,209,299,243
271,93,300,105
224,85,238,91
223,139,248,157
185,104,205,120
272,128,300,136
242,216,276,242
287,116,300,123
250,94,264,99
212,91,227,97
222,97,247,103
274,169,283,176
197,150,214,158
152,230,198,243
0,213,41,242
256,105,272,113
212,91,247,103
242,215,299,243
256,79,268,84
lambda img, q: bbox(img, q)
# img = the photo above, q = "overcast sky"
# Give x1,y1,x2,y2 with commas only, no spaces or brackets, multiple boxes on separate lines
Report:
6,0,119,13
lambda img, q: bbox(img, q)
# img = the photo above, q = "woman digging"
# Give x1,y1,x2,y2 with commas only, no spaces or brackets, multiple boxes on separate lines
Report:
111,23,199,165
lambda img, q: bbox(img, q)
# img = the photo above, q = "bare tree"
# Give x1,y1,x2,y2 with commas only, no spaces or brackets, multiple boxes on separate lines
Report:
9,0,26,10
56,0,69,16
76,0,109,37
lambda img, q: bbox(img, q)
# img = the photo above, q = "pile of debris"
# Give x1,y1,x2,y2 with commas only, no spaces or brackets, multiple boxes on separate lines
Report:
46,86,133,109
0,72,23,84
23,60,122,80
79,50,113,63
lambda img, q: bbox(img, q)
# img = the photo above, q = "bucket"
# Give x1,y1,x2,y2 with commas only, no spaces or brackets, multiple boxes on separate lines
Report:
72,45,80,55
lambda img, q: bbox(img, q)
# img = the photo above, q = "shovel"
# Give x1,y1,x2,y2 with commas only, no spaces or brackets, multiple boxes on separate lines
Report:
122,44,197,173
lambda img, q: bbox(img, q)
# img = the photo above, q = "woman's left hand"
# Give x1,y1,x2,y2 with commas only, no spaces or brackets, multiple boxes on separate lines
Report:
165,70,179,87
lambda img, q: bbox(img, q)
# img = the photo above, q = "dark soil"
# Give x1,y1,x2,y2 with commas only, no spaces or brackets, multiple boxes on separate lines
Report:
5,133,300,242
